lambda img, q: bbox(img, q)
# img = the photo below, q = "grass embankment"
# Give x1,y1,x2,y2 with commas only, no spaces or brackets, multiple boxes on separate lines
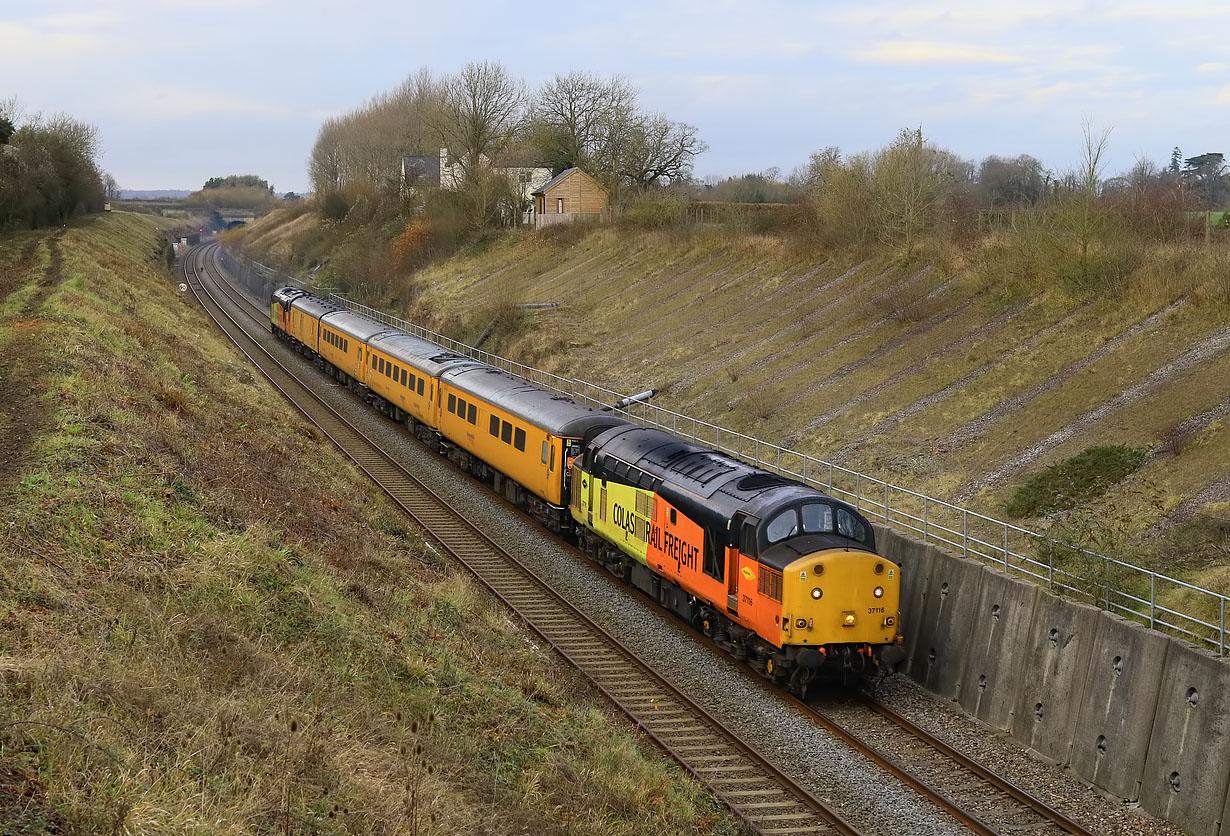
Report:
233,208,1230,614
0,213,739,835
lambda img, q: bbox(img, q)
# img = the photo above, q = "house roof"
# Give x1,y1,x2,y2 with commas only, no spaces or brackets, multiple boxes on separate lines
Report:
402,155,441,185
530,167,606,197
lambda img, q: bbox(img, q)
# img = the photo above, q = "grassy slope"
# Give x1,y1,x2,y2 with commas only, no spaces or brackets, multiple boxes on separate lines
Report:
0,213,739,836
237,211,1230,598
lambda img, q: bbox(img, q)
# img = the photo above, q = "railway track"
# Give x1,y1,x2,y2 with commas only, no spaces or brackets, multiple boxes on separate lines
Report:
801,695,1094,836
183,243,863,836
192,243,1100,836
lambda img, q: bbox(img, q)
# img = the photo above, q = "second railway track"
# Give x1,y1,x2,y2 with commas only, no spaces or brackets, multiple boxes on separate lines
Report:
188,242,1102,836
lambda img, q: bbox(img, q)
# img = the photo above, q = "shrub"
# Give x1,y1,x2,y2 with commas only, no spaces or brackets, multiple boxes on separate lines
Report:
1005,445,1148,518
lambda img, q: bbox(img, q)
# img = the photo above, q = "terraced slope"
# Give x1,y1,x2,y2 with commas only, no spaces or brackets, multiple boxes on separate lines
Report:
238,215,1230,585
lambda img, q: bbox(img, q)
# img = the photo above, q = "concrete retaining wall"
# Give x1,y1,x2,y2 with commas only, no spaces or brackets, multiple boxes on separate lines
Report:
875,524,1230,835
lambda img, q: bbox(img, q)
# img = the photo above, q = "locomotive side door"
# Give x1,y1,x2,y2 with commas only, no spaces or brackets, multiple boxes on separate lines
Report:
728,512,758,615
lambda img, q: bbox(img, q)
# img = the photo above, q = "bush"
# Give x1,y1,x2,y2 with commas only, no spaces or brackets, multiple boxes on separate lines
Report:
620,189,690,229
1006,445,1148,518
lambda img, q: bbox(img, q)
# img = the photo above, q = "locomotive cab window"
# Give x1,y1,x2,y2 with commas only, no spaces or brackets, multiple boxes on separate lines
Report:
802,503,834,534
766,510,798,543
837,508,868,545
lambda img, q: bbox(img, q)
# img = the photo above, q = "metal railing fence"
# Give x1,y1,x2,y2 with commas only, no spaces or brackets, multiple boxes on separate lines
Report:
219,245,1229,655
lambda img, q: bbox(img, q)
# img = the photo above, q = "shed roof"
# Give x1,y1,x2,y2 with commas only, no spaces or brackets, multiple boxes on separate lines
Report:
531,167,606,197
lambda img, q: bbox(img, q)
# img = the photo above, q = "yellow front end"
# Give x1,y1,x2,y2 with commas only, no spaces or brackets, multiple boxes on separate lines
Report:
780,549,900,647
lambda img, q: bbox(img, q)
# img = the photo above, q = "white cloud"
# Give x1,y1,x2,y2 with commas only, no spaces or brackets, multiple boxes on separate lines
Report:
1218,85,1230,106
102,87,287,119
856,41,1023,65
1198,62,1230,73
0,21,107,66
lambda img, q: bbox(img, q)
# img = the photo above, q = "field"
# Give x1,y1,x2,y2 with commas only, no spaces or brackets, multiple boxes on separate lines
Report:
0,213,740,835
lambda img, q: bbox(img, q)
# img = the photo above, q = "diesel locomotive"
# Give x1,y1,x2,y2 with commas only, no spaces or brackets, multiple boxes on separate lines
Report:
271,285,905,694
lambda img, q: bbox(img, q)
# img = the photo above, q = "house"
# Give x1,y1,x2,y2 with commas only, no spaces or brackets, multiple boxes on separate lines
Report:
530,168,608,228
403,149,551,211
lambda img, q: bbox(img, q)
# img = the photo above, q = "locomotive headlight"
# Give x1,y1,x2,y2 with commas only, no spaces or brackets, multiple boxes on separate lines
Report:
811,588,822,599
873,586,884,598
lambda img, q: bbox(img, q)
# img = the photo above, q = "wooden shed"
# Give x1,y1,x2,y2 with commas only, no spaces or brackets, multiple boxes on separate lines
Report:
531,168,607,227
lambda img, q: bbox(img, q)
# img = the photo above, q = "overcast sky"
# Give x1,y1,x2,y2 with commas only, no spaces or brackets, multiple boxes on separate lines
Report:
4,0,1229,192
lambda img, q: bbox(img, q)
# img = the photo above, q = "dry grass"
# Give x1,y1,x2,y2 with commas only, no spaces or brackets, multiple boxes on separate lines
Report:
0,214,739,836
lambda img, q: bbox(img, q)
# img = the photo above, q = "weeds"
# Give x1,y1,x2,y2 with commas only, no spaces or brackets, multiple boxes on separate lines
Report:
1006,445,1148,518
0,214,737,836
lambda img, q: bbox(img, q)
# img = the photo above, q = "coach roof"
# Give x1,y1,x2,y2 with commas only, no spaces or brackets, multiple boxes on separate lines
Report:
441,364,623,438
368,331,481,377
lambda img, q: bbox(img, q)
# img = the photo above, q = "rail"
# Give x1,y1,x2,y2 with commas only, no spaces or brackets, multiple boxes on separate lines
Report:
217,245,1230,655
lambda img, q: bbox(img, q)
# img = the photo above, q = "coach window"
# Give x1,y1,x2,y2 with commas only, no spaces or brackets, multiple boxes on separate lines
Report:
448,393,456,413
467,403,476,425
802,503,834,534
417,378,425,396
371,355,377,370
401,369,408,387
549,444,556,472
457,397,467,417
766,510,798,544
541,441,549,464
490,416,500,437
501,421,512,444
514,428,526,452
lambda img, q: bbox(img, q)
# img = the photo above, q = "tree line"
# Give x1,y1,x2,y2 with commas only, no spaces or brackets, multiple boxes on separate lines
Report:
309,62,706,223
0,99,107,230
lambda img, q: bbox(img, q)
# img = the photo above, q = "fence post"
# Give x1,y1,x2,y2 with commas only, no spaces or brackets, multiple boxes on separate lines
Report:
1003,526,1009,574
1221,599,1226,657
856,473,862,509
923,496,928,539
1104,555,1111,609
963,511,968,557
1149,575,1155,629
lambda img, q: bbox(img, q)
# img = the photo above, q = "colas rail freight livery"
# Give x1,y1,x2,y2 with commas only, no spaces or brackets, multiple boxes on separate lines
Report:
272,285,907,696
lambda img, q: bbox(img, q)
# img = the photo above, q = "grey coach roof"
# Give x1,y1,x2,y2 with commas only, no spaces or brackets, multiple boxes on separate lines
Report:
368,331,482,377
443,364,621,438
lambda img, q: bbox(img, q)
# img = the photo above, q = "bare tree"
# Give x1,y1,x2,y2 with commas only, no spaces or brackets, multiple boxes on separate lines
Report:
435,61,526,177
529,71,638,174
977,154,1046,207
1072,119,1112,281
617,113,706,189
873,128,949,255
103,172,120,200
